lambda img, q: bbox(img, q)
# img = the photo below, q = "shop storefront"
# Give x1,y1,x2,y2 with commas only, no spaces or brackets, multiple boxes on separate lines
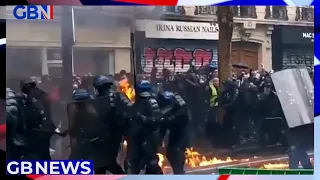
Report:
134,20,219,75
6,46,115,78
6,21,131,78
272,26,314,71
135,20,273,75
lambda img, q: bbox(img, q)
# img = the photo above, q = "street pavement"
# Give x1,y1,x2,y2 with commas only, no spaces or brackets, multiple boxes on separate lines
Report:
163,152,314,174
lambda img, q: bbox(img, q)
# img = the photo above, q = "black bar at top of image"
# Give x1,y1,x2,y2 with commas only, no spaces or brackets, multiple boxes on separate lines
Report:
5,0,28,5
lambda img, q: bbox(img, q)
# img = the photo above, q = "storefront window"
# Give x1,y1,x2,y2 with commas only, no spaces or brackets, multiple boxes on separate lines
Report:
48,64,62,78
73,48,112,76
282,49,313,71
6,47,42,79
46,47,113,77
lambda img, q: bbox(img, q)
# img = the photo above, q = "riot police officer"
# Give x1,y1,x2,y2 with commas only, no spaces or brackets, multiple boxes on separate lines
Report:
6,88,27,160
20,79,56,160
219,78,240,147
92,75,126,174
155,85,190,174
125,80,163,174
68,88,96,161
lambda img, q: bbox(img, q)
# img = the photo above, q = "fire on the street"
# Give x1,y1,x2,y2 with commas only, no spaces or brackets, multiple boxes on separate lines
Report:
118,79,314,172
260,158,314,170
119,80,242,168
260,163,289,169
157,147,245,169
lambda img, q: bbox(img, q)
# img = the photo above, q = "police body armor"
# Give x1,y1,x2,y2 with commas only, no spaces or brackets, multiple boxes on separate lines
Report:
22,85,55,160
157,91,189,174
67,92,111,166
220,79,239,108
126,91,163,174
6,88,27,160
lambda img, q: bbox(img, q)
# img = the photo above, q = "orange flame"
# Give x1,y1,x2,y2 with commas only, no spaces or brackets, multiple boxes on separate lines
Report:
119,78,135,102
260,158,314,169
157,147,247,170
260,163,289,169
157,153,165,167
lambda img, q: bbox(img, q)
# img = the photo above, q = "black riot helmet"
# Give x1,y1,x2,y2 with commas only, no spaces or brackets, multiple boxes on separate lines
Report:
92,75,114,95
20,78,37,95
72,88,93,102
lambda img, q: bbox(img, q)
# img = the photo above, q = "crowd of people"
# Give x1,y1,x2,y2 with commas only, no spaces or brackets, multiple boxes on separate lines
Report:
6,63,313,174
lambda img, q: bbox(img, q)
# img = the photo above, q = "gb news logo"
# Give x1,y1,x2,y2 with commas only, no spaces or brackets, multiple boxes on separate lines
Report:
13,5,54,20
6,160,94,175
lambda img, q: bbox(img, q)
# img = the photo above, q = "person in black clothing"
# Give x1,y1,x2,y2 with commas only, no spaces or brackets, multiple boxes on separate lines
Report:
219,78,240,147
6,88,27,160
125,80,163,174
155,87,190,174
92,75,128,174
68,88,95,162
20,79,56,160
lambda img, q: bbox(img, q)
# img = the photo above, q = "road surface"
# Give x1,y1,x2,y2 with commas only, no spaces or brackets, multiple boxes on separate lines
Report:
163,152,314,174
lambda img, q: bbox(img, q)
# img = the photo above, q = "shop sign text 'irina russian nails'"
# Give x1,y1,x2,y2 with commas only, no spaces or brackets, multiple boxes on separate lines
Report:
143,20,219,40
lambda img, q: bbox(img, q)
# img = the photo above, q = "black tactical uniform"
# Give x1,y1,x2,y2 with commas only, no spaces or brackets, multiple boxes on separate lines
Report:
68,89,95,162
20,79,55,160
219,78,240,146
6,88,27,160
92,75,127,174
125,81,163,174
157,90,190,174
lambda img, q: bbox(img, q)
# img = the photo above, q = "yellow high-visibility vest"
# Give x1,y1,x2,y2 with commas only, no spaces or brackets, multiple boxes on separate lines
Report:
209,82,218,107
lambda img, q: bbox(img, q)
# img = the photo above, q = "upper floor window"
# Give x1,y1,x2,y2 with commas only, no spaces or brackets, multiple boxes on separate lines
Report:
232,6,257,18
194,6,217,15
265,6,288,20
296,6,314,21
154,6,185,15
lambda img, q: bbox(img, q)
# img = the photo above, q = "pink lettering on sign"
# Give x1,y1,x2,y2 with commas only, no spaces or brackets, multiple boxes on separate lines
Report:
141,47,216,74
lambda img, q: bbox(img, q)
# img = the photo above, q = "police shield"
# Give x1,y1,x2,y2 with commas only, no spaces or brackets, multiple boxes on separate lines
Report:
271,68,314,128
66,97,110,135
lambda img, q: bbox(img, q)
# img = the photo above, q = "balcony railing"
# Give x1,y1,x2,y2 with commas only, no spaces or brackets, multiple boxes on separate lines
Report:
296,6,314,21
154,6,185,15
232,6,257,18
265,6,288,20
194,6,217,15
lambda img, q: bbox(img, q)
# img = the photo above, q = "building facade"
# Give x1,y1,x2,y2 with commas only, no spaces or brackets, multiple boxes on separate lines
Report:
269,6,314,71
136,6,314,75
6,6,314,79
134,19,219,75
6,7,133,78
135,6,275,75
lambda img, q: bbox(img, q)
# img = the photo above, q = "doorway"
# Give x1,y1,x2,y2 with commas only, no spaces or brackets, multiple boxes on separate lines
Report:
232,42,259,73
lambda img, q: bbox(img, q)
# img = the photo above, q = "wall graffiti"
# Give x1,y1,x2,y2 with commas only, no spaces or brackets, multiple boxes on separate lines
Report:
140,47,217,74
